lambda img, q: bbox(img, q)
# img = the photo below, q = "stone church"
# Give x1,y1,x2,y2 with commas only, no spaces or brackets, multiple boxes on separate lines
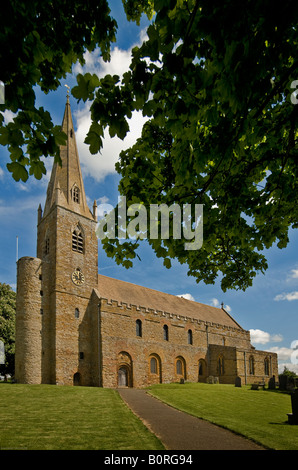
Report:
15,97,278,388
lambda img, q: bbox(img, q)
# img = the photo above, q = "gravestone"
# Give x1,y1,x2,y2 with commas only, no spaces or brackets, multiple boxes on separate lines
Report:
268,375,276,390
287,389,298,424
235,376,241,387
279,374,288,390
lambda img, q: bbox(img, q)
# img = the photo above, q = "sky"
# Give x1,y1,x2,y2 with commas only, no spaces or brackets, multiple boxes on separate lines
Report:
0,1,297,374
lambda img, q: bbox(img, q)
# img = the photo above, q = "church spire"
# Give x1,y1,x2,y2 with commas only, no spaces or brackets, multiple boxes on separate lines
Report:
43,95,93,221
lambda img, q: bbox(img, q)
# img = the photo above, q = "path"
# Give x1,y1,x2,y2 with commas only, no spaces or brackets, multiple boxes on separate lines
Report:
118,388,265,451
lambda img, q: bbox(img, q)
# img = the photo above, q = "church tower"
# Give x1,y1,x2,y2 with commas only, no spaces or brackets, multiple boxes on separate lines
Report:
15,95,99,386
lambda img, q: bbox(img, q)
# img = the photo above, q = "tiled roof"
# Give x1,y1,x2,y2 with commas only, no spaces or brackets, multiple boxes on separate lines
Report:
97,274,242,329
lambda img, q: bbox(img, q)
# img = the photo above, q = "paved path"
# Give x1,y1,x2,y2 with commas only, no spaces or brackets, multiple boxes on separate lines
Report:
118,388,265,451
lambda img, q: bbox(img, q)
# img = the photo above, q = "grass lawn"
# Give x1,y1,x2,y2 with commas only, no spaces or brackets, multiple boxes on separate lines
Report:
148,382,298,450
0,383,164,450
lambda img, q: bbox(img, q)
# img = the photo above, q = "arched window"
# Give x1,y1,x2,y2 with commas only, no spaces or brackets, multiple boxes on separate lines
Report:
176,359,182,375
150,357,157,374
72,185,80,203
72,227,84,253
187,329,193,345
149,354,162,383
175,356,186,379
264,357,270,376
136,319,142,337
249,356,255,375
75,308,80,319
163,324,169,341
218,356,224,375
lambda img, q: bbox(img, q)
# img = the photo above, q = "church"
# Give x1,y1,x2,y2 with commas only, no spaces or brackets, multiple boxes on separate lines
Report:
15,97,278,388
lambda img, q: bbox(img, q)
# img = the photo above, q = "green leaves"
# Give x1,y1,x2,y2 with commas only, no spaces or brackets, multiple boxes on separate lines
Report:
91,0,298,291
72,73,100,102
6,161,29,182
1,0,298,291
84,122,103,154
0,0,117,181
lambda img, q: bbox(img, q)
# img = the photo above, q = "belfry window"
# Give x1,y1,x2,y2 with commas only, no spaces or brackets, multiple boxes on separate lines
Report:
72,186,80,204
72,228,84,253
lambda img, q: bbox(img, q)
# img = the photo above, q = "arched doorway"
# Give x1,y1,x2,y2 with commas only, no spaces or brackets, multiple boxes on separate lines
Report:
117,351,133,387
73,372,81,386
198,359,207,382
118,366,129,387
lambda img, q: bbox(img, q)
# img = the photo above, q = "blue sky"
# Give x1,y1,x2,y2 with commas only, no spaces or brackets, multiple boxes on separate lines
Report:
0,1,297,373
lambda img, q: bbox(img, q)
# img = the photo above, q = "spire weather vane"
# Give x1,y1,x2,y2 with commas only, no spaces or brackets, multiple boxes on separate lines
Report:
65,84,70,96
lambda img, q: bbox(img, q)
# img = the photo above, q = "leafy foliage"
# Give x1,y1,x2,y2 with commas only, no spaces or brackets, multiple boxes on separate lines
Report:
0,0,117,181
0,283,16,375
1,0,298,291
78,0,298,291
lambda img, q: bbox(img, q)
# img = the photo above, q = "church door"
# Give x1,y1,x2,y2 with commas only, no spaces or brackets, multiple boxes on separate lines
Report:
118,367,128,387
73,372,81,386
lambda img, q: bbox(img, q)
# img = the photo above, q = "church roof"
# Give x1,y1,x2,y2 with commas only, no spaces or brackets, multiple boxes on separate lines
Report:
97,274,243,329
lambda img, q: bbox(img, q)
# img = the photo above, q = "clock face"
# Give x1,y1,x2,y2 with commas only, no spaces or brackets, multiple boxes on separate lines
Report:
71,268,85,286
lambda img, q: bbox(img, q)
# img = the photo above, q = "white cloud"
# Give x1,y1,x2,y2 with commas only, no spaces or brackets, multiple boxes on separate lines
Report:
176,293,195,301
290,269,298,279
268,346,294,361
249,328,284,345
274,291,298,301
0,166,4,180
73,40,149,183
250,329,271,344
210,298,231,312
278,362,298,374
210,298,220,307
73,46,134,79
75,106,147,182
271,334,284,343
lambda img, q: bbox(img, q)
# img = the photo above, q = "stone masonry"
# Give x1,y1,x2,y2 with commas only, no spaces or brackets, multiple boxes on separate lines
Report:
15,98,278,388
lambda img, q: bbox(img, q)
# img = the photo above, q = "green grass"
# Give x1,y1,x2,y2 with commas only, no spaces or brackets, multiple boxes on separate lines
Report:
148,382,298,450
0,384,164,450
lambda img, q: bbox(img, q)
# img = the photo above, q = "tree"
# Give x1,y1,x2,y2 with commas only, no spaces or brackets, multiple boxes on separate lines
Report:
0,283,16,375
75,0,298,291
0,0,117,181
1,1,298,291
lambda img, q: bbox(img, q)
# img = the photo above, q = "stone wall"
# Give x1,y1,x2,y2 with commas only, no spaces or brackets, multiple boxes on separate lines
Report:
99,299,266,388
37,203,98,386
15,257,42,384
